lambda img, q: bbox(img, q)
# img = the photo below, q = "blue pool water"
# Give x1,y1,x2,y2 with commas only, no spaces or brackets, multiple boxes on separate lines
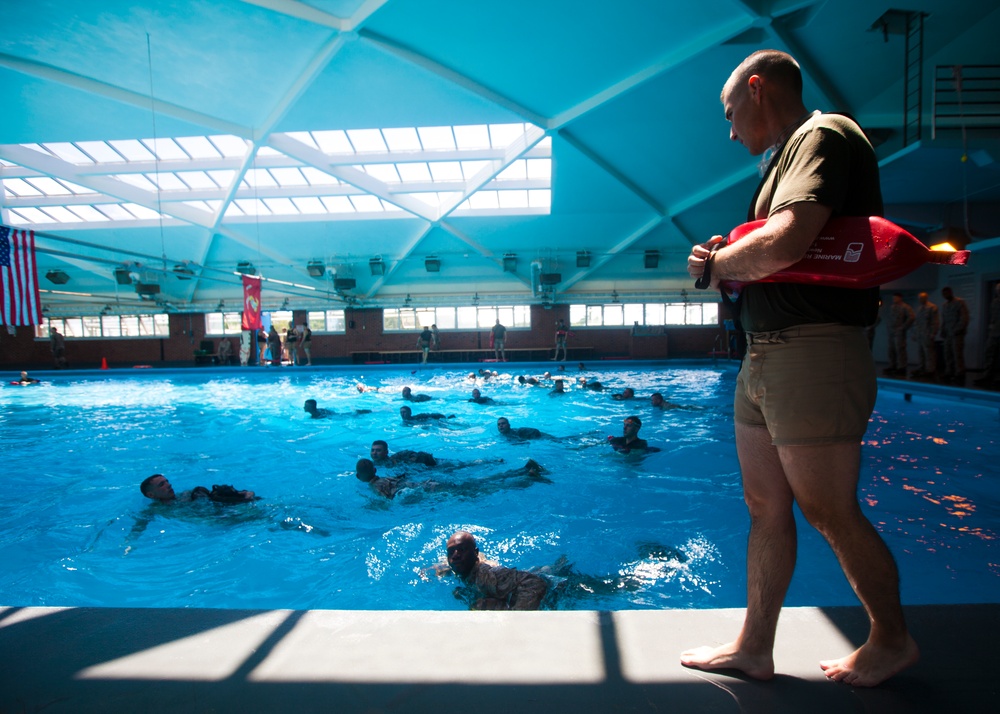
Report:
1,362,996,611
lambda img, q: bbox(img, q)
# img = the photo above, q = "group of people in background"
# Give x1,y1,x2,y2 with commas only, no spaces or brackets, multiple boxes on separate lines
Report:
881,284,999,387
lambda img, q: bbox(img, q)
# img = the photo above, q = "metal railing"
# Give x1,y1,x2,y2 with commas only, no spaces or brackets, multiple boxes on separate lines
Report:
933,65,1000,139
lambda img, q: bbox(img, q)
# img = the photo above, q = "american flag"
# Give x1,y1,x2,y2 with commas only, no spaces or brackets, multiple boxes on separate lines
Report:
0,226,42,326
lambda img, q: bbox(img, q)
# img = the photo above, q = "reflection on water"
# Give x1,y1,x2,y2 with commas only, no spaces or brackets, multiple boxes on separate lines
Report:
1,364,997,610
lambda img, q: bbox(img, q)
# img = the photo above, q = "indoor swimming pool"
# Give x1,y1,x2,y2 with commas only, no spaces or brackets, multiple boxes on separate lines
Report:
1,362,996,611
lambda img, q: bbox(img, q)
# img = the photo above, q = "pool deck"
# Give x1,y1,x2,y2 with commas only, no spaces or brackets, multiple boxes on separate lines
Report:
1,603,996,713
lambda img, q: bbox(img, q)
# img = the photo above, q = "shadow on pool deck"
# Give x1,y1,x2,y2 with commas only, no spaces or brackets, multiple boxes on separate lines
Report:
1,603,996,713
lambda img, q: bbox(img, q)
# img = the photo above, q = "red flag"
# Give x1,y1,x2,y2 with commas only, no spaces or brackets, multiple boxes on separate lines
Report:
0,226,42,326
241,275,262,330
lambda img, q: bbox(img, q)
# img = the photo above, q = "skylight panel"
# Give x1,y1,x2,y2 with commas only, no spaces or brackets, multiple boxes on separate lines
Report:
109,140,156,162
142,138,187,161
243,169,278,188
269,168,309,187
176,136,222,159
43,142,94,164
224,203,246,217
146,173,187,191
300,167,339,185
59,180,95,194
400,193,438,208
207,170,236,187
262,197,298,215
3,178,43,197
349,195,383,212
67,205,110,222
75,141,125,163
8,208,49,223
526,158,551,180
291,196,326,214
498,190,529,209
436,191,463,206
312,130,354,154
536,136,552,150
453,125,490,150
209,135,250,158
233,198,270,216
347,129,387,153
497,160,527,181
428,162,463,181
175,171,218,190
489,124,526,148
382,127,421,152
320,196,355,213
381,200,403,212
418,126,456,151
183,200,215,212
112,174,158,191
284,131,319,150
397,163,432,182
460,160,492,179
39,206,79,222
468,191,499,210
122,203,161,219
363,163,401,183
256,146,282,157
528,189,551,208
97,204,136,220
26,177,73,195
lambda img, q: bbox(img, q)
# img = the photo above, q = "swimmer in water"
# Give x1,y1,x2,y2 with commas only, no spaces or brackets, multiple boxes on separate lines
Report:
303,399,333,418
611,387,635,401
469,388,495,404
550,379,566,396
369,439,437,467
402,386,432,402
140,474,256,503
442,530,549,610
356,458,549,501
607,415,658,453
14,371,40,385
496,416,552,441
400,405,454,424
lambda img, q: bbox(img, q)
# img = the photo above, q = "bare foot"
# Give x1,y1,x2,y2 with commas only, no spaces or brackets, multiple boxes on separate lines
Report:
819,635,919,687
679,642,775,681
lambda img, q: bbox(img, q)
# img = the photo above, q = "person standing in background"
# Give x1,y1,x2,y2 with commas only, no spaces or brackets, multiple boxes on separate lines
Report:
884,293,914,377
301,324,313,366
974,283,1000,387
49,326,67,368
911,292,939,379
940,286,970,384
431,324,441,352
491,319,507,362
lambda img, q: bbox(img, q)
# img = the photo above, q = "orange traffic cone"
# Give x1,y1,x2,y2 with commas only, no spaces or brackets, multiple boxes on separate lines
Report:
101,357,109,370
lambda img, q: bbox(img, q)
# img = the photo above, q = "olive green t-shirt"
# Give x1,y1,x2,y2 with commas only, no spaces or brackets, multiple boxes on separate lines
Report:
739,113,882,332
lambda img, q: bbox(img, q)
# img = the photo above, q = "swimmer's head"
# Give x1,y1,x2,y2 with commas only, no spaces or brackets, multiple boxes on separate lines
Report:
20,371,28,379
399,406,412,419
623,388,635,399
650,392,664,407
355,459,376,483
624,416,642,435
303,399,318,414
401,386,412,398
496,417,511,434
518,375,526,384
472,388,481,399
370,440,389,462
446,530,479,578
141,474,175,501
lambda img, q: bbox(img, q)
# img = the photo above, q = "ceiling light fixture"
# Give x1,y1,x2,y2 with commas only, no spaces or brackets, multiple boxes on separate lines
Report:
644,250,660,269
369,257,385,276
576,251,591,268
425,256,441,272
307,260,326,277
236,261,256,275
45,270,70,285
502,253,517,272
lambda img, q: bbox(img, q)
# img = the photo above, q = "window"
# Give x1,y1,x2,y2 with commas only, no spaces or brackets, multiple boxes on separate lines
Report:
307,309,346,332
36,314,169,338
382,305,530,331
569,302,718,327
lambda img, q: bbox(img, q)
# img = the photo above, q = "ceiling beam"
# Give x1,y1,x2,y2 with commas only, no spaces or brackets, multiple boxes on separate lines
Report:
0,52,249,138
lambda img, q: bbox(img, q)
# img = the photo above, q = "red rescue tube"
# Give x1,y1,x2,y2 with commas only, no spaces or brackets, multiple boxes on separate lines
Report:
717,216,969,291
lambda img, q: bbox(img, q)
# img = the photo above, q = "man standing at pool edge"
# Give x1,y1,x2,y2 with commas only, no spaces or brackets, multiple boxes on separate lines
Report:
685,50,917,686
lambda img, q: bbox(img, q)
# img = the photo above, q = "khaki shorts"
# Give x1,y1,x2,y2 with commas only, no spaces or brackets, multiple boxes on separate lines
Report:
734,323,876,446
